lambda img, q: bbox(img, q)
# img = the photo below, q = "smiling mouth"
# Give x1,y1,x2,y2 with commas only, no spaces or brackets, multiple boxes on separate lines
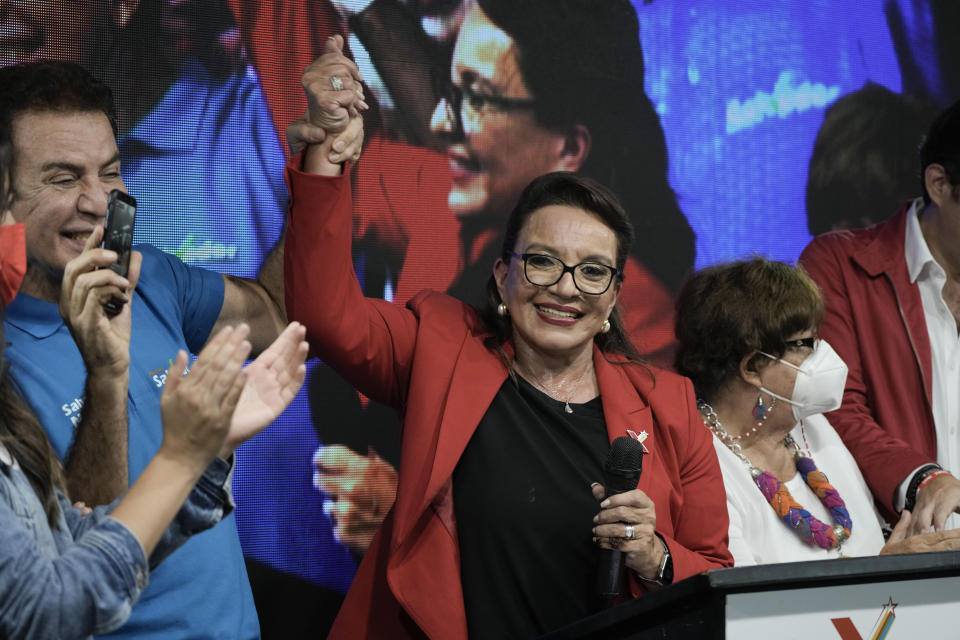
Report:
447,149,481,174
62,231,93,244
535,304,582,319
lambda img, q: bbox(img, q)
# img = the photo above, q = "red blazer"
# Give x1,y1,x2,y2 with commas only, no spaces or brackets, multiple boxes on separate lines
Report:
285,159,732,639
799,204,936,517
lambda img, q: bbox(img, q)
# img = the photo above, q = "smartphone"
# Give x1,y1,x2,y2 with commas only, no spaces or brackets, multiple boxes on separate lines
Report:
101,189,137,315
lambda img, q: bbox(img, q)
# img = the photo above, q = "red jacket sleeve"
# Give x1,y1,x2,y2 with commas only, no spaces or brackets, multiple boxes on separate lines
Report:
628,377,732,597
665,378,733,578
799,236,931,514
284,156,419,410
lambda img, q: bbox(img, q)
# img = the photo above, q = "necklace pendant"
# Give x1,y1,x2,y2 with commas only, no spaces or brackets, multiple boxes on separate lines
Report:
564,402,573,414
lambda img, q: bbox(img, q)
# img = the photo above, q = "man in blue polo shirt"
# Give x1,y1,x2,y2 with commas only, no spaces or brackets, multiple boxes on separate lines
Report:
0,61,293,638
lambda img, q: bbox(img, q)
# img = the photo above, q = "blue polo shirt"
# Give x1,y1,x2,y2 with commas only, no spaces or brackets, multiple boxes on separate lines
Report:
3,244,260,639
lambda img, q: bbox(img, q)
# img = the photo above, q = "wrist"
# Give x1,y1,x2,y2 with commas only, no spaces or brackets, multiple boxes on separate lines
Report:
636,535,673,586
155,442,210,482
304,137,344,176
85,369,129,405
904,463,943,512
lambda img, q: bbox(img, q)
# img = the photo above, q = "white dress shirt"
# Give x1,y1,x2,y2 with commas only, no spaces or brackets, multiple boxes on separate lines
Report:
902,198,960,530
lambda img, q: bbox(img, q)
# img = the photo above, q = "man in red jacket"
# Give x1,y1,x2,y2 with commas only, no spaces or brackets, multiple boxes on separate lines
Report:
799,98,960,534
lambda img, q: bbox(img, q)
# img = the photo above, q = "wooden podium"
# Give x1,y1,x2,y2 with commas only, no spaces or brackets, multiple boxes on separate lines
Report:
540,550,960,639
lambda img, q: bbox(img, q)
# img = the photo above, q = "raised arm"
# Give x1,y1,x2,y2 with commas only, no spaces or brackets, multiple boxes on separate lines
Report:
284,37,418,409
57,227,141,504
208,35,369,355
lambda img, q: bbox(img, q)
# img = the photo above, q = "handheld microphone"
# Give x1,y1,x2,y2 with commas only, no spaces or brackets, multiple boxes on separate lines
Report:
596,435,645,606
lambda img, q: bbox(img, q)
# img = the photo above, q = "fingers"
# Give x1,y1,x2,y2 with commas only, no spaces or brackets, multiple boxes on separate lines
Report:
125,250,143,295
184,325,251,420
911,495,937,536
328,114,365,164
163,350,189,396
590,482,606,501
593,520,655,542
323,33,345,57
319,34,361,83
301,36,366,135
313,444,361,475
887,509,911,545
286,117,327,156
597,488,655,512
882,527,960,554
84,224,104,251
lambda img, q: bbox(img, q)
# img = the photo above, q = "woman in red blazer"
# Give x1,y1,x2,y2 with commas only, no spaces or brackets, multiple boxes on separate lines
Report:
284,41,732,640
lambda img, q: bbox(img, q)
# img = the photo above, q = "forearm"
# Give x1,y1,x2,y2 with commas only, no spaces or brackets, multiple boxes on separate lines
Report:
285,152,416,408
146,456,233,566
0,499,148,639
255,232,287,328
108,450,203,557
65,372,129,505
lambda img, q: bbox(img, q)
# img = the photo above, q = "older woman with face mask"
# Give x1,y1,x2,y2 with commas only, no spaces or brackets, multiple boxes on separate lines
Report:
284,39,731,639
674,257,960,565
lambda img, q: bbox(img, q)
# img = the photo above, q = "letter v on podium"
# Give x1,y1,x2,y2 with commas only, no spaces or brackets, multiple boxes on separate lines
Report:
831,596,897,640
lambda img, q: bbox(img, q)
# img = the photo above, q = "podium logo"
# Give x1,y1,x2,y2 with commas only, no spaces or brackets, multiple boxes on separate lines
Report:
831,596,897,640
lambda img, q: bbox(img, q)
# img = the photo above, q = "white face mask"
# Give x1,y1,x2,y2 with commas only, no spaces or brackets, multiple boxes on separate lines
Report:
757,339,848,423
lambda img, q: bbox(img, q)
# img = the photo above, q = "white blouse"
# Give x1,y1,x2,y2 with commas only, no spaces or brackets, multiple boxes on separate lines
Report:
714,413,886,565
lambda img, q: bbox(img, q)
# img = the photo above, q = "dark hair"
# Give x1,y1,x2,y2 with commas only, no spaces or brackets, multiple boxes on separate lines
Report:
0,61,118,166
479,171,643,363
674,258,824,403
807,84,937,235
0,330,66,530
475,0,694,292
920,97,960,206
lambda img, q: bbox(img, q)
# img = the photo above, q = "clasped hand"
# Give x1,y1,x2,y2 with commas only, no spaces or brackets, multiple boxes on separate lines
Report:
591,483,664,581
286,34,368,161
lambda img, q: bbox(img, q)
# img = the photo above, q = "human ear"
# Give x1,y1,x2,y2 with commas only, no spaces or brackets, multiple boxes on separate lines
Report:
554,124,592,172
924,163,956,209
738,352,763,389
493,258,509,300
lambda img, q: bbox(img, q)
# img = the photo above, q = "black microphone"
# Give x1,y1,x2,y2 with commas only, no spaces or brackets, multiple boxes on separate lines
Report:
596,435,645,606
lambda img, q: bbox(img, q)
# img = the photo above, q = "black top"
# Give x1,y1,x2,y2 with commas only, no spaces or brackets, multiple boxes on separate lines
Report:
453,375,610,639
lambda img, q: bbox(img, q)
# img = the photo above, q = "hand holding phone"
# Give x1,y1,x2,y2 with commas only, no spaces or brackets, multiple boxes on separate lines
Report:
101,189,136,315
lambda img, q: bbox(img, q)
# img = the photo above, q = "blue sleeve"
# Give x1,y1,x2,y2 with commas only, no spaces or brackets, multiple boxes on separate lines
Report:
135,244,225,352
0,494,147,639
65,457,234,569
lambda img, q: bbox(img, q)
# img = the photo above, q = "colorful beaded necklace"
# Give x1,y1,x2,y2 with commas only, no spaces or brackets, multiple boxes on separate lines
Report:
699,400,852,551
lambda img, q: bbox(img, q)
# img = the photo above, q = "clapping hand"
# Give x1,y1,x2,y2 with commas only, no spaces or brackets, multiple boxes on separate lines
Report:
219,321,309,457
160,325,250,470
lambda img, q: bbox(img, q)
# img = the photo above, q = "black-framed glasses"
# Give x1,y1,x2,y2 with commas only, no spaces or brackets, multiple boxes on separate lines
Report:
784,337,817,351
437,77,537,134
508,252,621,295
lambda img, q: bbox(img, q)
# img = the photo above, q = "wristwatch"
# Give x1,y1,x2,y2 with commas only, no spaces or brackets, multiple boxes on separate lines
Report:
903,463,942,513
638,535,673,585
